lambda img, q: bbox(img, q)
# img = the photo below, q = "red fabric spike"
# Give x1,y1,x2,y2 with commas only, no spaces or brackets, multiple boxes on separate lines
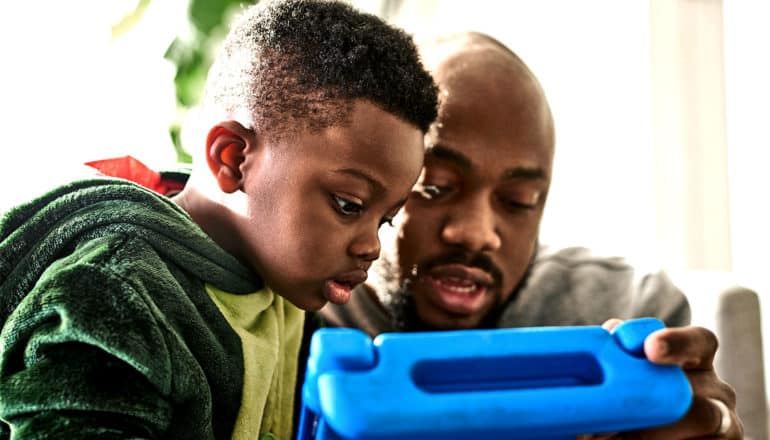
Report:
85,155,173,195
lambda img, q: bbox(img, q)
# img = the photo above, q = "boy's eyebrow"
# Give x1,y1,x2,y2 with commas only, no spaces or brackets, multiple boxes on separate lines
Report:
334,168,384,193
426,143,547,181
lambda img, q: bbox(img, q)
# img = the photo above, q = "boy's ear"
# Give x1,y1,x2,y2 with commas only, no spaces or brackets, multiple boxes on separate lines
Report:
205,121,253,193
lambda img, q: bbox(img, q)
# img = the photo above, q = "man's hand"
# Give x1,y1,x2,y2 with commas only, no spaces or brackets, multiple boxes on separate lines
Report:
580,320,744,439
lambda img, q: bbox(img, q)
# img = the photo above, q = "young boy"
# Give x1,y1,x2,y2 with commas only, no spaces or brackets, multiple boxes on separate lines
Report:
0,1,437,438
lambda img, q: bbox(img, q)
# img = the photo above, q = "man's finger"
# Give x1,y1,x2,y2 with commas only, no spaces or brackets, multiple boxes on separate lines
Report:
633,396,743,439
643,326,718,369
601,318,624,332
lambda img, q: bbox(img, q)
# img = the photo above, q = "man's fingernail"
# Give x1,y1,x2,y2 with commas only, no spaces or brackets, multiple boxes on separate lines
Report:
656,340,669,356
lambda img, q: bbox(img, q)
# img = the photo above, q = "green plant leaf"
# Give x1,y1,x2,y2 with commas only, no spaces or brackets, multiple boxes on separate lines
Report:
164,0,259,163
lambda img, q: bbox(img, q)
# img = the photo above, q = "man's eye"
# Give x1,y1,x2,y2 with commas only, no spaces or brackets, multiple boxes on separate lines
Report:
416,184,447,200
332,194,364,216
501,198,536,212
379,216,394,228
499,191,540,213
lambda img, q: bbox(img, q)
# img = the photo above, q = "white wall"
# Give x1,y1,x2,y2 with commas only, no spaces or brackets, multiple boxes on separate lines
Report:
0,1,184,208
723,1,770,311
722,0,770,414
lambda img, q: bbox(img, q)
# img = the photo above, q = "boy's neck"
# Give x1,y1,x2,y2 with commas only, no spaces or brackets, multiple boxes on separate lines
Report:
172,187,249,265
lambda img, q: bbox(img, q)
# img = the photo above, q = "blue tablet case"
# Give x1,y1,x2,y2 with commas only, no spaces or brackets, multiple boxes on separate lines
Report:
297,318,692,440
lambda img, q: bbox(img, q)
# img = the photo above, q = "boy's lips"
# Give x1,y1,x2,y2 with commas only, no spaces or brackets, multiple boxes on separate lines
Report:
422,264,494,314
323,270,367,305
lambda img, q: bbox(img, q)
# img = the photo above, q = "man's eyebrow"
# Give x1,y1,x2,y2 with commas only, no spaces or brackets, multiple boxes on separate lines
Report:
427,143,547,181
425,144,472,170
502,167,547,181
333,168,384,193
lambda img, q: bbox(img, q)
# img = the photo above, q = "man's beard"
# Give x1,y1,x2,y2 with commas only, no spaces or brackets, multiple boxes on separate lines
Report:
368,251,423,332
371,247,535,332
388,279,432,332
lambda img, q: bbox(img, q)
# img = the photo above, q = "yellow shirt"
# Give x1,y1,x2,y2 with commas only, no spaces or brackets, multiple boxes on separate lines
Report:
206,284,304,440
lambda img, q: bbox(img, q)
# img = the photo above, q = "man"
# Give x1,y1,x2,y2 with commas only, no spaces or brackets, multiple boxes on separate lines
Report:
314,32,742,438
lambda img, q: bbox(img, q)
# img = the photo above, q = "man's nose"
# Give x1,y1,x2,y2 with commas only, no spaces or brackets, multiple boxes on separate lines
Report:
440,196,501,253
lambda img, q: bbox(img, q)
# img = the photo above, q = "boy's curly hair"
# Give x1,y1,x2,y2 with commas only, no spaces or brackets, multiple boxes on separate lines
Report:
204,0,438,136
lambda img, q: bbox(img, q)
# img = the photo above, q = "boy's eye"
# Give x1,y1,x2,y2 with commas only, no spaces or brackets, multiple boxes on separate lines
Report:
332,194,364,217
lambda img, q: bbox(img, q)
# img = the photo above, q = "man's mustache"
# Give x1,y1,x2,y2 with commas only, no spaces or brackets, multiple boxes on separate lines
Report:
415,251,503,287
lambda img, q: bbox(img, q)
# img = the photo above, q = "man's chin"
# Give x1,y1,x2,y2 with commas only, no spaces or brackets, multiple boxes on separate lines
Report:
418,307,486,331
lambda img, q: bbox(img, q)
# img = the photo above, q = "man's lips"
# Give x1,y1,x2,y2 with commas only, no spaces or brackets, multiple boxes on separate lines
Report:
323,269,367,305
429,264,495,287
422,264,494,314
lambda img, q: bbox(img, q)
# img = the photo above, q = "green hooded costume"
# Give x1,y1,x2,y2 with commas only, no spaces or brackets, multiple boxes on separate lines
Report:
0,178,298,439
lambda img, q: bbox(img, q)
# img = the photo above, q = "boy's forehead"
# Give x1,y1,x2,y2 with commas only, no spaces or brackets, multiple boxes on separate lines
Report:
285,100,424,179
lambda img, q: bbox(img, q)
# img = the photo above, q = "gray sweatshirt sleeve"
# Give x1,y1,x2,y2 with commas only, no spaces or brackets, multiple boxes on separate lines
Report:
496,246,691,328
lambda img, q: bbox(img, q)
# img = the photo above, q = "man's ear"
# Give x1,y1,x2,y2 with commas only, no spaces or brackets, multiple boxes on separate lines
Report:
205,121,253,193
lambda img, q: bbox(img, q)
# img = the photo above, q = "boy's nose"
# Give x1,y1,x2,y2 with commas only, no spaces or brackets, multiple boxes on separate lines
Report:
440,197,501,254
349,229,381,263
